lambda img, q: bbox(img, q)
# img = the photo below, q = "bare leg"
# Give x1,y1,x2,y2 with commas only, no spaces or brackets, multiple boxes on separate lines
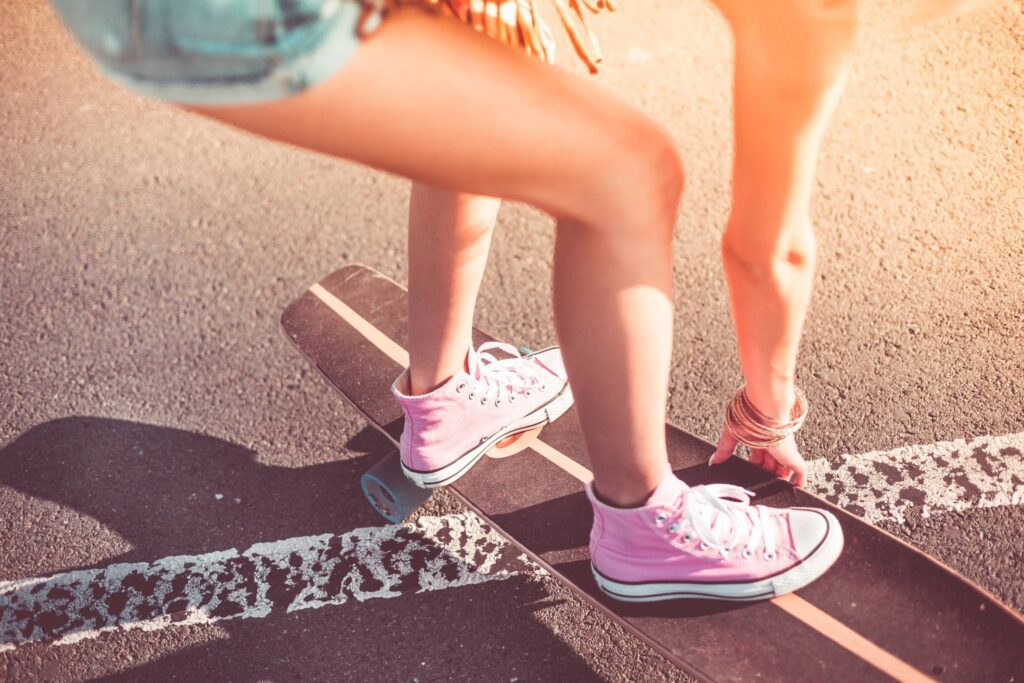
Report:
189,9,683,506
407,183,501,395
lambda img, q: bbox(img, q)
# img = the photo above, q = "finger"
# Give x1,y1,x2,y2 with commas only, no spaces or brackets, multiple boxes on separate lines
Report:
792,459,808,489
777,467,793,483
710,431,738,466
749,449,765,468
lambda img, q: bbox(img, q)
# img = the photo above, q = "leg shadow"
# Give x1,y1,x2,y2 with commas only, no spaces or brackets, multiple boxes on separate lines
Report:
0,418,602,680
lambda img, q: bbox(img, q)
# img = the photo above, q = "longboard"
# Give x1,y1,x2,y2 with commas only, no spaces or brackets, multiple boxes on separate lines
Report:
282,264,1024,682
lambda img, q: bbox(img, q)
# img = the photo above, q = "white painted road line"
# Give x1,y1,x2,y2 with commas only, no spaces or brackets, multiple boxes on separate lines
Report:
808,432,1024,525
0,514,530,652
3,433,1021,652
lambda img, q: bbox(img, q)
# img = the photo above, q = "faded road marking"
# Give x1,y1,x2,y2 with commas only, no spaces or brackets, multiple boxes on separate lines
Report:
0,514,529,652
808,432,1024,524
4,432,1021,654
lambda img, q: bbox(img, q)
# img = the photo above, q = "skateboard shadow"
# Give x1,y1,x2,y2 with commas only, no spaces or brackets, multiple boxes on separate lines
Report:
484,460,784,621
0,418,600,681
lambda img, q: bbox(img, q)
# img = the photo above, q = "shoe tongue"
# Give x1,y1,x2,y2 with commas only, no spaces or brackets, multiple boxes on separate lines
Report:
643,466,688,508
464,349,483,381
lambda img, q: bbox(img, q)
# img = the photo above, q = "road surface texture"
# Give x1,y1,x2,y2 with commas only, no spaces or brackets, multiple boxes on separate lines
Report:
1,0,1022,680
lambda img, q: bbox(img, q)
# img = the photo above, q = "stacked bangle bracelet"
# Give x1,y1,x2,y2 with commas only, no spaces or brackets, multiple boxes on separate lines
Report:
725,384,808,448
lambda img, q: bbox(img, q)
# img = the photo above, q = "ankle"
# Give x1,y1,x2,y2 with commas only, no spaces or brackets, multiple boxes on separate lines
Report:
407,368,454,396
591,459,674,509
592,480,658,509
407,347,472,396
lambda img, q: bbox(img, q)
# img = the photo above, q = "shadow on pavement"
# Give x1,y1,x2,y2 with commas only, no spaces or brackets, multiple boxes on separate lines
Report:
0,417,383,569
90,582,595,682
0,418,600,680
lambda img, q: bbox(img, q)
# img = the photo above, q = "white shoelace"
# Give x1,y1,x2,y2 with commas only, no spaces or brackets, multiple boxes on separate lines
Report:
459,342,547,406
661,484,777,560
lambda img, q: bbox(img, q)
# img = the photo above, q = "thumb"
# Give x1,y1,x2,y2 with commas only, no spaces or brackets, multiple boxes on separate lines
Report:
710,431,738,466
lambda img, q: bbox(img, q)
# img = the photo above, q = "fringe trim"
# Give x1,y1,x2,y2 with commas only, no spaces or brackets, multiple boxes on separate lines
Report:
355,0,615,72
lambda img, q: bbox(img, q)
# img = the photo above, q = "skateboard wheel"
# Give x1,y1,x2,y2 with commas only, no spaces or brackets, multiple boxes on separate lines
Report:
360,450,432,523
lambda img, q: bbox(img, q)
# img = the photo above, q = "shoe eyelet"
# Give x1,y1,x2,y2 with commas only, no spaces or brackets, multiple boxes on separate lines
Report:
468,392,475,400
741,549,753,559
763,550,777,561
525,391,533,398
494,399,502,407
654,513,667,525
480,397,487,405
509,394,517,403
668,523,681,533
699,542,709,551
455,383,466,393
540,384,548,392
683,532,696,542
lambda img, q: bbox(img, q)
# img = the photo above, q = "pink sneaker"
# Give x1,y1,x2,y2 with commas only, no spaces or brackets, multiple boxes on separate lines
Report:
393,343,573,488
587,466,844,601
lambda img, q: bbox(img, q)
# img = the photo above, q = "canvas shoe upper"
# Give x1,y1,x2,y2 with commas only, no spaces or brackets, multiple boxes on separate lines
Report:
587,465,844,601
393,342,573,488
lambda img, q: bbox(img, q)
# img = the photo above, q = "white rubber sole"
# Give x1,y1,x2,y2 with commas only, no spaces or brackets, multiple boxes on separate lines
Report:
592,510,844,602
401,384,574,489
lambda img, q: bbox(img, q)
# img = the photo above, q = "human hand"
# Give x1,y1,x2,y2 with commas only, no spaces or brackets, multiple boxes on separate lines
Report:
710,429,809,488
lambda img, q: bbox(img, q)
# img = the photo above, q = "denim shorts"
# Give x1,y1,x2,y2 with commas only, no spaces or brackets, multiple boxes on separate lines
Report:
51,0,364,105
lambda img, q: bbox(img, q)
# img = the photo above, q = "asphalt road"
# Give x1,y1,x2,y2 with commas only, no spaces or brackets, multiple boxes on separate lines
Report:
1,0,1022,680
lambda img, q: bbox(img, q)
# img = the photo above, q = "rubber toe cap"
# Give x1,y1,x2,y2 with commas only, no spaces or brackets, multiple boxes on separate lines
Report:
789,508,836,559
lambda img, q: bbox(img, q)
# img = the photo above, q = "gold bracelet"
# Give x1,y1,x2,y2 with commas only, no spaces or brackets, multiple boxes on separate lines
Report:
725,384,808,449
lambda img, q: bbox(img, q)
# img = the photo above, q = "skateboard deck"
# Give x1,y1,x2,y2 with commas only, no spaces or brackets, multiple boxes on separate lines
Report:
282,264,1024,682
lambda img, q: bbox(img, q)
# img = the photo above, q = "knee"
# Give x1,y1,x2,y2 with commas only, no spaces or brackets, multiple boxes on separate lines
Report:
574,118,684,243
409,183,501,241
458,193,503,236
625,120,686,219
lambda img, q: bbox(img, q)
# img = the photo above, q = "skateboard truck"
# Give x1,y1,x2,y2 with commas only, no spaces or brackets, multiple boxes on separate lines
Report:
359,427,543,522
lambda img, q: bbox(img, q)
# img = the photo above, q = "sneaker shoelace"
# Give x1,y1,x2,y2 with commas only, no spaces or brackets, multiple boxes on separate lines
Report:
660,484,778,560
461,342,548,406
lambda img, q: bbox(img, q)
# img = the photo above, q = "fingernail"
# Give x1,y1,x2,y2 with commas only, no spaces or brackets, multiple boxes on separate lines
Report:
708,454,716,466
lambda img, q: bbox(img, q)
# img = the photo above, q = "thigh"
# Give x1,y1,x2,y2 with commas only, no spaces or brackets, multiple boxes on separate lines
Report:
187,8,653,226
